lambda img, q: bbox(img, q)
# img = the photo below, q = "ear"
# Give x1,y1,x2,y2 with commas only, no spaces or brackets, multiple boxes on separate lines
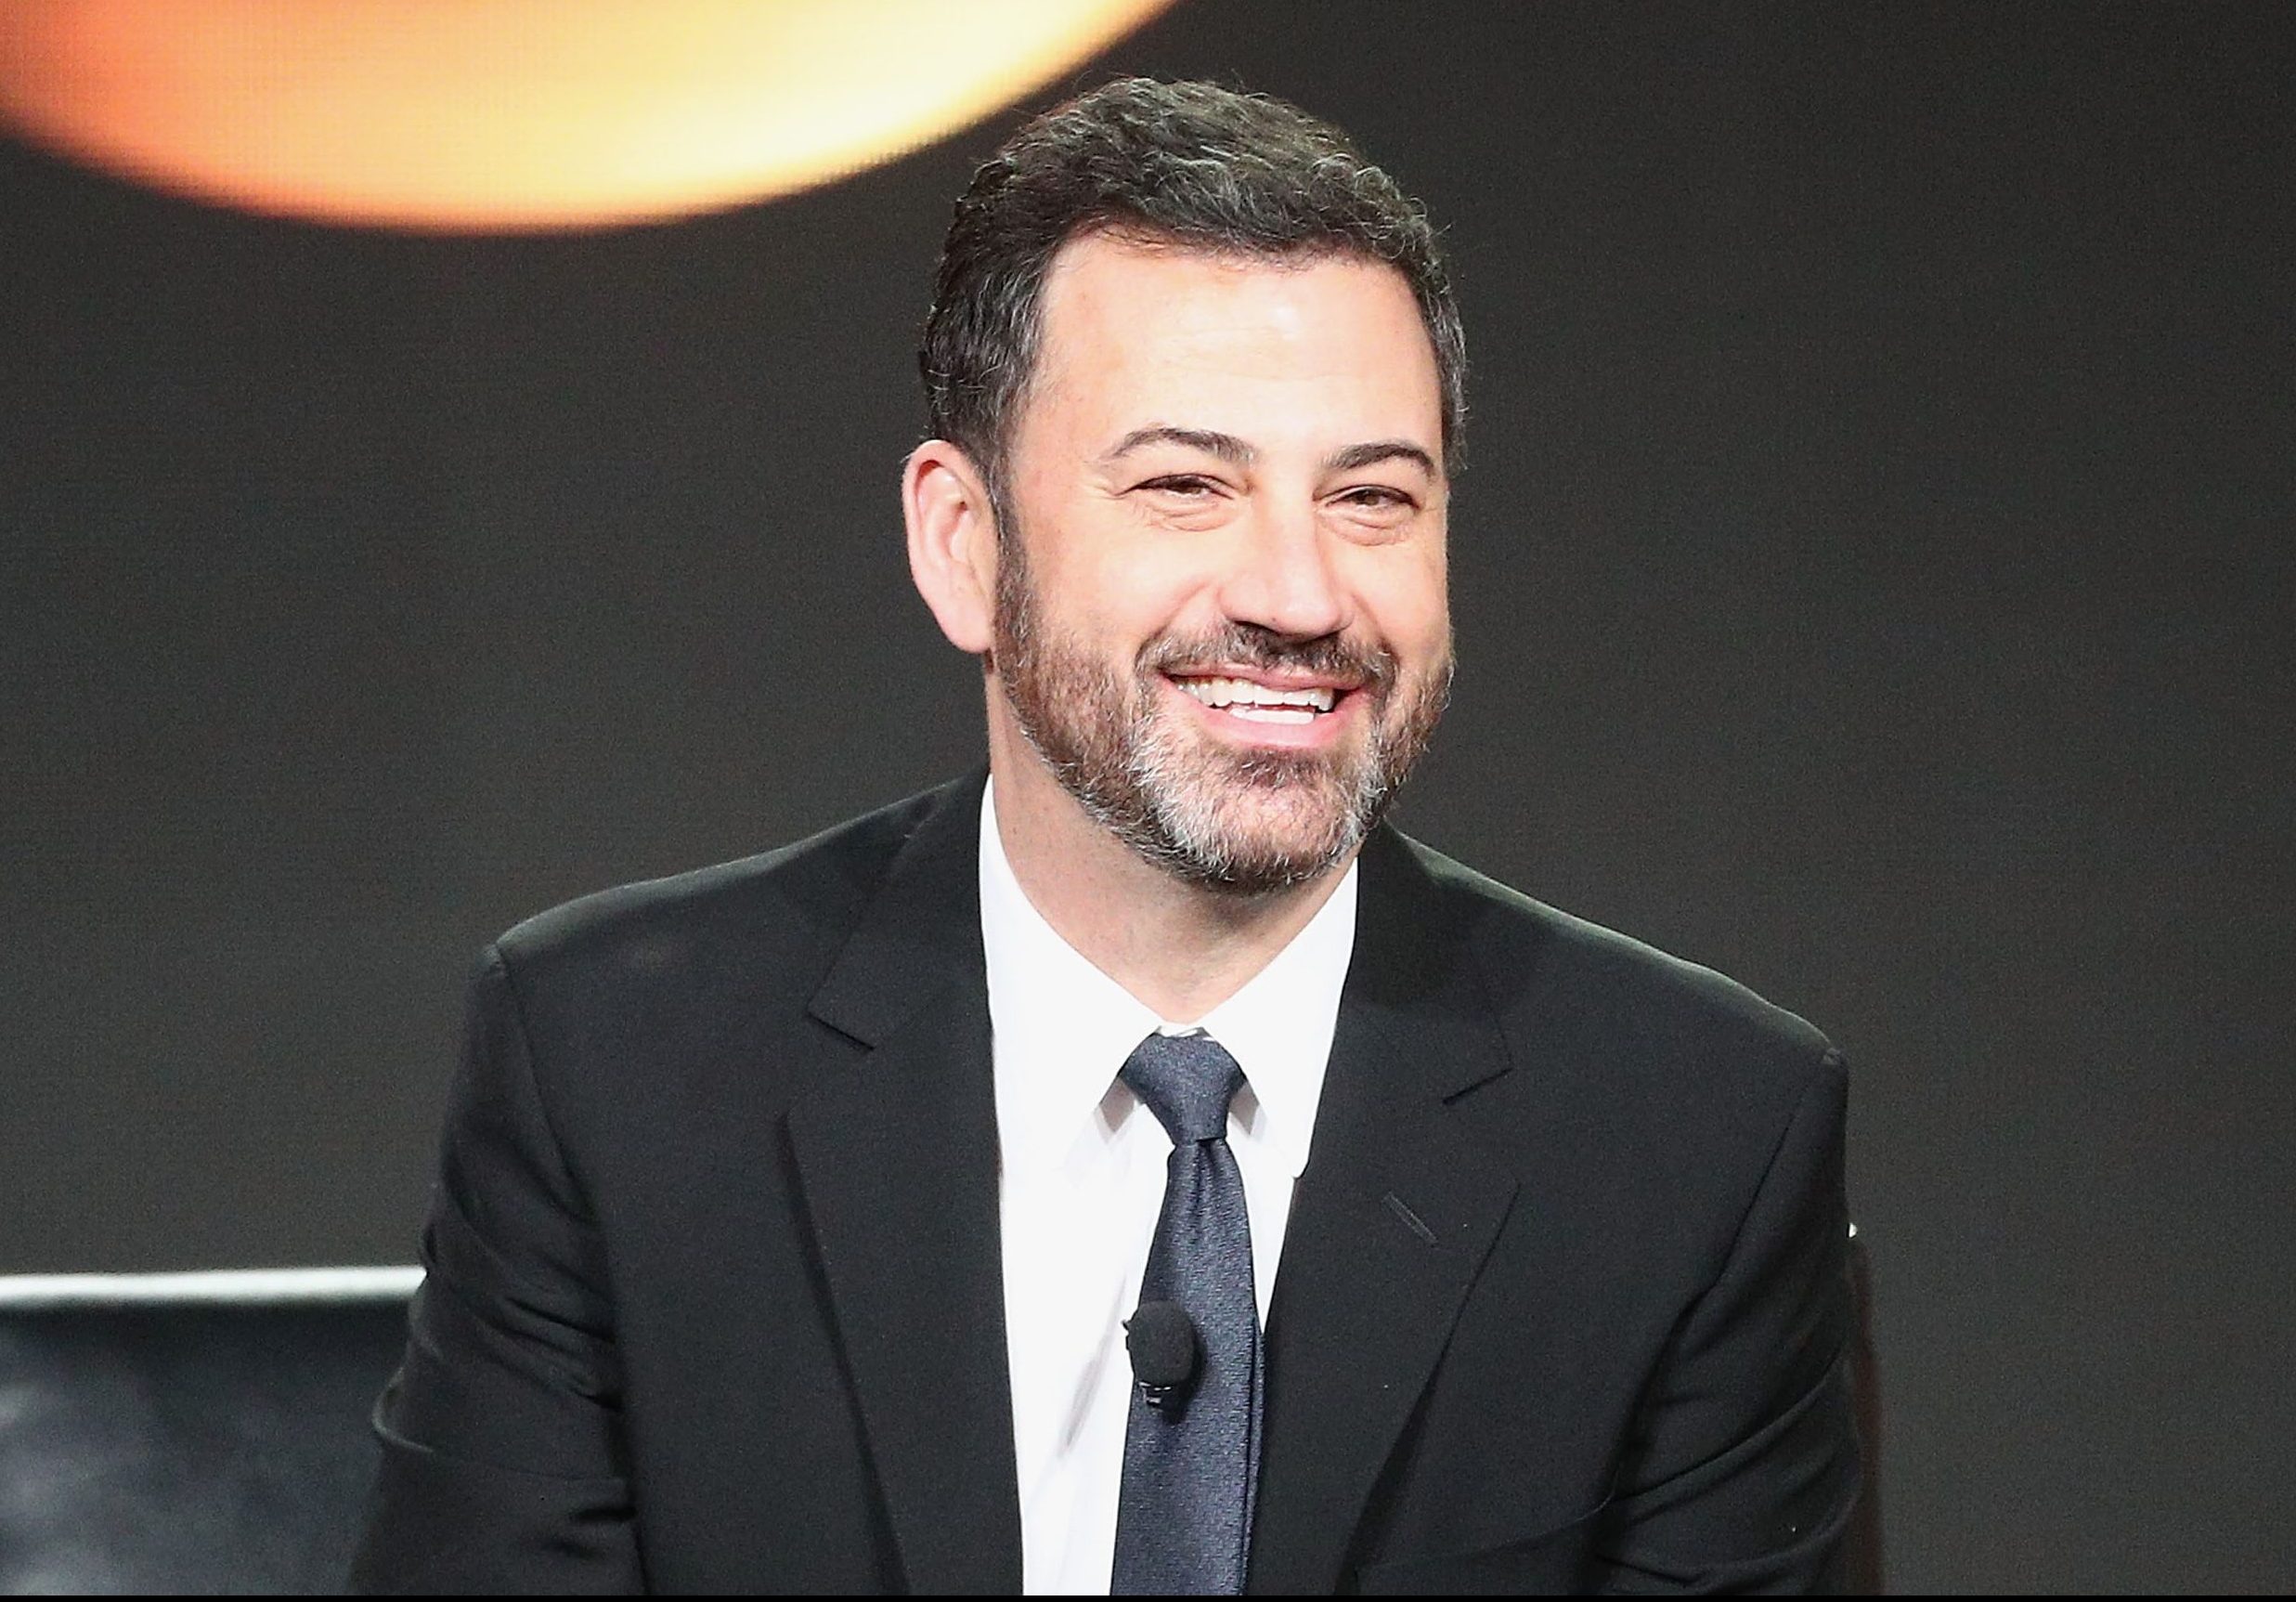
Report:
903,439,999,655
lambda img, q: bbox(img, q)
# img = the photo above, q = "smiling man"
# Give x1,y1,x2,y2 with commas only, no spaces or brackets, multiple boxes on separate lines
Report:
355,80,1861,1595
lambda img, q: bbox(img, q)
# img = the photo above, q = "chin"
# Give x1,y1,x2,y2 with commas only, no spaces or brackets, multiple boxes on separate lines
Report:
1142,775,1369,896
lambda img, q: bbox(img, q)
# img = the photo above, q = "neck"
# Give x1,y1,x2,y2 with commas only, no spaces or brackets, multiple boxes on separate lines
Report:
985,700,1354,1023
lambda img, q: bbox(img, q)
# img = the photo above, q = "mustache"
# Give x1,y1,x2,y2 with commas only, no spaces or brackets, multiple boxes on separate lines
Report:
1135,623,1399,690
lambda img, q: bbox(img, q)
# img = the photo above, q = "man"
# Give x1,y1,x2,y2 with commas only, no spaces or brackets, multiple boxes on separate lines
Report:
355,78,1859,1595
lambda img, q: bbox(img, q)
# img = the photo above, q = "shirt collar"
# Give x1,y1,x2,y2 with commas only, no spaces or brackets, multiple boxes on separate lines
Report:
979,777,1356,1180
1197,859,1356,1180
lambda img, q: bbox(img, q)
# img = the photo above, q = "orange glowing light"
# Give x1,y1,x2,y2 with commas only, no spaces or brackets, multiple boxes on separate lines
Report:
0,0,1173,230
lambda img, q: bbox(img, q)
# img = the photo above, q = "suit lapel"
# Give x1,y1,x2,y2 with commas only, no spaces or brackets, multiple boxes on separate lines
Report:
1249,827,1522,1595
786,775,1023,1595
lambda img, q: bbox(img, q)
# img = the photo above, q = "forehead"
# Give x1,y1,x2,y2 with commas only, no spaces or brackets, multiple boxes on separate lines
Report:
1023,231,1444,456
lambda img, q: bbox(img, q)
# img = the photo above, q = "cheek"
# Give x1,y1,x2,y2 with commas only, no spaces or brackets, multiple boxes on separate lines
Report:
1352,549,1451,665
1024,523,1201,653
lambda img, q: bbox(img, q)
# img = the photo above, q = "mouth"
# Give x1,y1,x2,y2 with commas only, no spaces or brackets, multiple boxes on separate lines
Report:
1164,671,1356,726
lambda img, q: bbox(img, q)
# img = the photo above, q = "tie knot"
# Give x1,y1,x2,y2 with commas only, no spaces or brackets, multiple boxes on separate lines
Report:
1121,1032,1244,1146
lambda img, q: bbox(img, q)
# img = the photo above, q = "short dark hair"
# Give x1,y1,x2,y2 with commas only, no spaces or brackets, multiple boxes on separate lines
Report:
920,77,1466,514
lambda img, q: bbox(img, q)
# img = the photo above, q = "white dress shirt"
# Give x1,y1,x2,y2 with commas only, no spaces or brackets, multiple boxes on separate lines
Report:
979,779,1357,1595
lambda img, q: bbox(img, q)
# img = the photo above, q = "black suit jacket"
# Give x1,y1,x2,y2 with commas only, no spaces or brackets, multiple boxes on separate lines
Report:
354,774,1859,1594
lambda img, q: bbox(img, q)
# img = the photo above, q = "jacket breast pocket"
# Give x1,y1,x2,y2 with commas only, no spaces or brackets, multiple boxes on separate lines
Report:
1350,1498,1609,1595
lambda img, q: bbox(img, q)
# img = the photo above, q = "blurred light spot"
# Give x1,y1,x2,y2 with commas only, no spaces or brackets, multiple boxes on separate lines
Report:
0,0,1172,230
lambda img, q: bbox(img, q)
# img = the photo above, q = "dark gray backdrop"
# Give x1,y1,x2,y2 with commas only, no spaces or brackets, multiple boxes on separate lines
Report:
5,3,2290,1592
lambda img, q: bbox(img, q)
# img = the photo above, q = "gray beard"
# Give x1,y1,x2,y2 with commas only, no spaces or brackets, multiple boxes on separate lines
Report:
989,528,1451,897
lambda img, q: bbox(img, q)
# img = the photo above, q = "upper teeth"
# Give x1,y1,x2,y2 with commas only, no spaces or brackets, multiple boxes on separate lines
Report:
1176,676,1336,712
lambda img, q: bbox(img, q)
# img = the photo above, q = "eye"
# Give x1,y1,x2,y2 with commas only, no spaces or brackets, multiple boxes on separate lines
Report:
1330,484,1420,516
1135,474,1224,499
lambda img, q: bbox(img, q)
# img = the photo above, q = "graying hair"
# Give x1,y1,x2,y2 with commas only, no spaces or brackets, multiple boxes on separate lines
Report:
920,77,1467,518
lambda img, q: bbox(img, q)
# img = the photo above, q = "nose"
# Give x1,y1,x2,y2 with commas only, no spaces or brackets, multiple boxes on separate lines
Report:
1217,499,1351,641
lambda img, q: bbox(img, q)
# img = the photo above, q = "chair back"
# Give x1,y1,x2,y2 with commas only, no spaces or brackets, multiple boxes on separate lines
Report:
1845,1225,1887,1594
0,1268,419,1595
1,1244,1886,1592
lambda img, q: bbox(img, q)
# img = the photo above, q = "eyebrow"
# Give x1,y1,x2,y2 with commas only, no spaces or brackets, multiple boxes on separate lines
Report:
1098,427,1439,479
1323,439,1439,478
1100,425,1254,467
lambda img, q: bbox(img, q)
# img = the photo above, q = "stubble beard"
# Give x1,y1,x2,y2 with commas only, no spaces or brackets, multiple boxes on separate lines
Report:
990,523,1453,898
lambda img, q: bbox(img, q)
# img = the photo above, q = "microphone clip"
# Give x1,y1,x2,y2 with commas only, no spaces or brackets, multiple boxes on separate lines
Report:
1124,1298,1200,1411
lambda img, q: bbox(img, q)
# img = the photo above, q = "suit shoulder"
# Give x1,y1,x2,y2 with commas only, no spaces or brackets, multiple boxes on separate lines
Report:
1398,834,1842,1091
489,782,953,988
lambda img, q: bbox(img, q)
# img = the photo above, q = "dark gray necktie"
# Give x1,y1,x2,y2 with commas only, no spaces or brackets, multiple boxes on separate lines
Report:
1110,1032,1263,1595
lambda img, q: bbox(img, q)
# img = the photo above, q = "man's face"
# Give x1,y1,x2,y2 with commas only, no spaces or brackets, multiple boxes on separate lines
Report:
990,231,1453,894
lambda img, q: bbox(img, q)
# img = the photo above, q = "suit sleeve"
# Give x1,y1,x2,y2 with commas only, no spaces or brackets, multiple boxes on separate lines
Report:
1594,1048,1863,1595
350,944,643,1595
